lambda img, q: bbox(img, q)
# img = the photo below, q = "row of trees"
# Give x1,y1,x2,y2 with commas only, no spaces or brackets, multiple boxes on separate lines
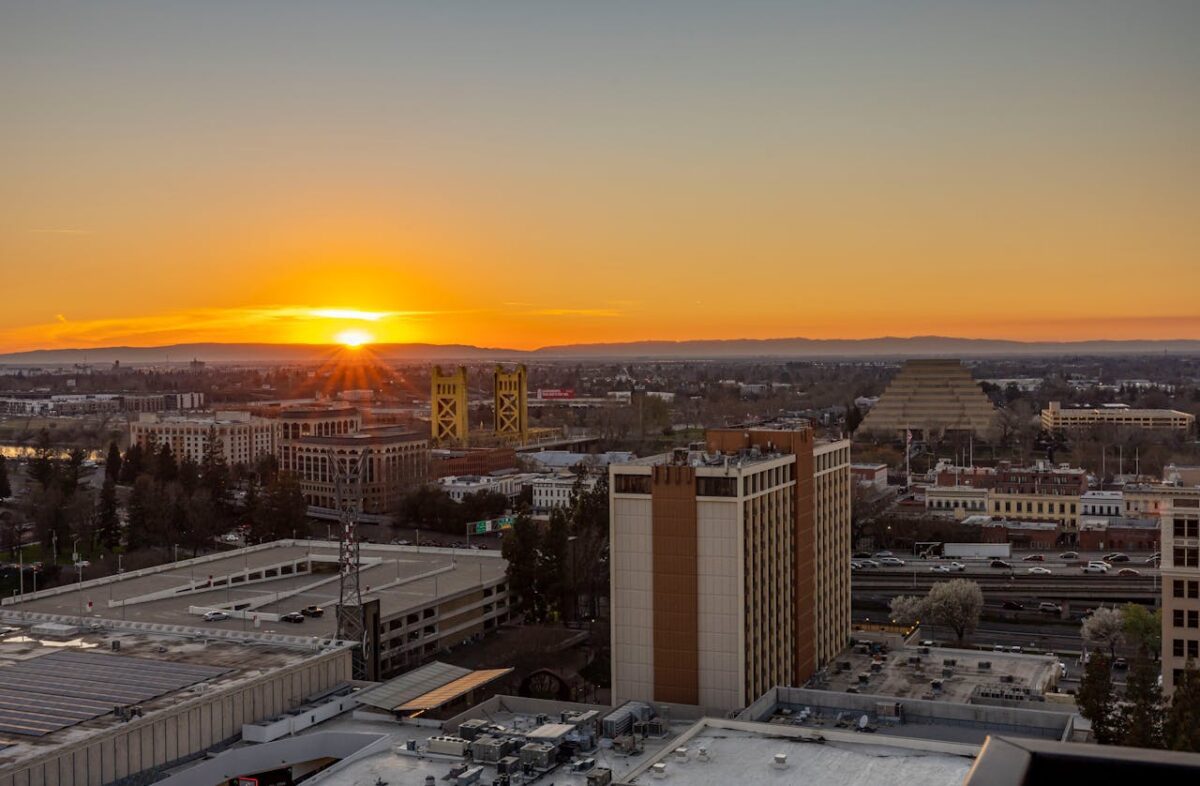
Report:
1076,603,1200,751
501,475,609,624
393,486,510,535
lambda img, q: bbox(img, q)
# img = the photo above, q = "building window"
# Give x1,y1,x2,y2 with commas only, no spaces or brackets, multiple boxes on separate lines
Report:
1175,609,1185,628
1176,639,1186,658
1175,580,1185,599
1191,611,1199,629
614,475,650,494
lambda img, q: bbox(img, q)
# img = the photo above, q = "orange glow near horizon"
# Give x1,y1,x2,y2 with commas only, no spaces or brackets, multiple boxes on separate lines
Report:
3,5,1198,353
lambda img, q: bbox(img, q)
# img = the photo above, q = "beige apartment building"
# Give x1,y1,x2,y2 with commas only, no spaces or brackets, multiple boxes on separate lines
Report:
1163,496,1200,694
609,427,851,712
130,411,278,466
1042,401,1195,433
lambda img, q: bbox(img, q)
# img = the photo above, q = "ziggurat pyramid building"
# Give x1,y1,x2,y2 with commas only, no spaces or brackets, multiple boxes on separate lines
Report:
859,359,998,439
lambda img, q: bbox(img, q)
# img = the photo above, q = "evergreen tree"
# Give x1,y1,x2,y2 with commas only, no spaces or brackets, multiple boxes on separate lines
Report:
1077,653,1119,744
119,443,144,483
178,457,200,497
105,441,122,484
200,429,231,521
0,457,11,500
501,514,544,621
252,473,307,542
154,443,178,485
541,508,570,621
125,475,154,550
1165,663,1200,752
1121,653,1165,749
96,477,121,551
27,429,56,489
845,401,863,433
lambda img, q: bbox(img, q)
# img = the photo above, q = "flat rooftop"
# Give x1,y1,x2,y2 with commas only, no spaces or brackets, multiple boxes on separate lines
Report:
296,704,689,786
0,628,327,765
620,718,977,786
3,541,506,636
820,644,1059,705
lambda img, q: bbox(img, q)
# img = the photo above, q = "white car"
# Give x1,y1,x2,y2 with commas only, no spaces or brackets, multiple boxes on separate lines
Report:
878,557,906,567
1082,564,1109,574
860,559,881,568
1027,566,1052,575
203,611,230,622
930,565,951,573
947,562,966,572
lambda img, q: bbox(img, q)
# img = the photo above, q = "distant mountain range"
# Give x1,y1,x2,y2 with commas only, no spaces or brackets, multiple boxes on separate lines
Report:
1,336,1199,365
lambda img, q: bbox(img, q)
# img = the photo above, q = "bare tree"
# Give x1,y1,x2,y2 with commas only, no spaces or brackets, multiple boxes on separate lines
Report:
1082,607,1126,660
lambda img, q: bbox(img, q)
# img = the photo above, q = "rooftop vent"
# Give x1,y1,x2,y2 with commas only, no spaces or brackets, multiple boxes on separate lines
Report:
773,753,788,769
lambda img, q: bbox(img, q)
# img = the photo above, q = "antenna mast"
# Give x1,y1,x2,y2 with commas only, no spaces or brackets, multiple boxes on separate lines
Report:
329,447,371,679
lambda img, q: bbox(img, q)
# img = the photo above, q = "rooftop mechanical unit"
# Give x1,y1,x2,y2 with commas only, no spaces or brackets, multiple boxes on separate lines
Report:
519,742,556,771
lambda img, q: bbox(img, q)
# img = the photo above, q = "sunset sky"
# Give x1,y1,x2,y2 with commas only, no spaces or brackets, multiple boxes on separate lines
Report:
2,2,1198,352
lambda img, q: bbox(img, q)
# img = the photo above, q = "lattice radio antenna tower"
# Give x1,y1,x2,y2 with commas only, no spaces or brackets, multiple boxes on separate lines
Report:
328,447,371,678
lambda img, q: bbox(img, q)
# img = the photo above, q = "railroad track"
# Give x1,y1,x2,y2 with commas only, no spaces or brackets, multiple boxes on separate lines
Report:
852,573,1158,599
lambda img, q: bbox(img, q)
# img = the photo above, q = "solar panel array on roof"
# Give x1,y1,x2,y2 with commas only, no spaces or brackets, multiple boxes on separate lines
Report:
0,650,229,737
355,660,473,711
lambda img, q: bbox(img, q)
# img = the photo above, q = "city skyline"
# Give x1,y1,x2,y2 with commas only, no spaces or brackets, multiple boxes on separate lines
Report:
4,1,1199,352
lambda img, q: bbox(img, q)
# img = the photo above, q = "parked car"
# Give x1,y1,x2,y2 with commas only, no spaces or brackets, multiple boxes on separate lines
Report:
301,605,324,617
1104,553,1131,563
1058,662,1068,678
280,612,305,623
947,562,966,572
1022,554,1045,562
203,611,230,622
1059,551,1079,560
930,565,951,573
1113,657,1129,670
1002,600,1024,611
990,560,1012,569
1038,602,1062,614
1027,566,1052,575
1117,568,1141,577
878,557,906,567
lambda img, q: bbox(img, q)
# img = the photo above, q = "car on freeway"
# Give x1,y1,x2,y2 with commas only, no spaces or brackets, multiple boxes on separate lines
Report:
1022,554,1045,562
1002,600,1024,611
1117,568,1141,577
1038,602,1062,614
947,562,966,572
930,565,951,573
860,559,880,568
874,551,895,559
850,561,863,570
990,559,1012,569
280,612,305,623
1143,553,1160,565
1082,564,1109,574
203,611,230,622
878,557,906,567
1104,553,1131,563
1059,551,1079,560
301,605,324,617
1027,566,1052,575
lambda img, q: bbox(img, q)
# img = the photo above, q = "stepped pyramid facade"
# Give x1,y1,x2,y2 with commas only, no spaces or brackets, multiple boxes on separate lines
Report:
858,359,997,439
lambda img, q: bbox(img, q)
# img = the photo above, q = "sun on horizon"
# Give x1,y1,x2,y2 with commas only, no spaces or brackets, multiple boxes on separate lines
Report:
334,328,373,348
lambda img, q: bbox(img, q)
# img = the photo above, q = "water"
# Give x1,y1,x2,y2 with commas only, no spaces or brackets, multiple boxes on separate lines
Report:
0,444,104,461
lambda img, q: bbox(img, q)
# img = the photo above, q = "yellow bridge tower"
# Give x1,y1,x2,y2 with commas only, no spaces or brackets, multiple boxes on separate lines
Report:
431,365,468,445
493,364,528,441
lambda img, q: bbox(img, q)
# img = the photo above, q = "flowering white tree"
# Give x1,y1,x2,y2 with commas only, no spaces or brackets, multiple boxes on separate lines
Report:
1082,607,1126,660
889,579,983,645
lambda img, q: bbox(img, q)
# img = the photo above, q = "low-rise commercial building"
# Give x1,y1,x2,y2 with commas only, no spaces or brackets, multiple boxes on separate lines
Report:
926,485,990,519
1042,401,1195,433
988,461,1087,540
533,473,597,511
